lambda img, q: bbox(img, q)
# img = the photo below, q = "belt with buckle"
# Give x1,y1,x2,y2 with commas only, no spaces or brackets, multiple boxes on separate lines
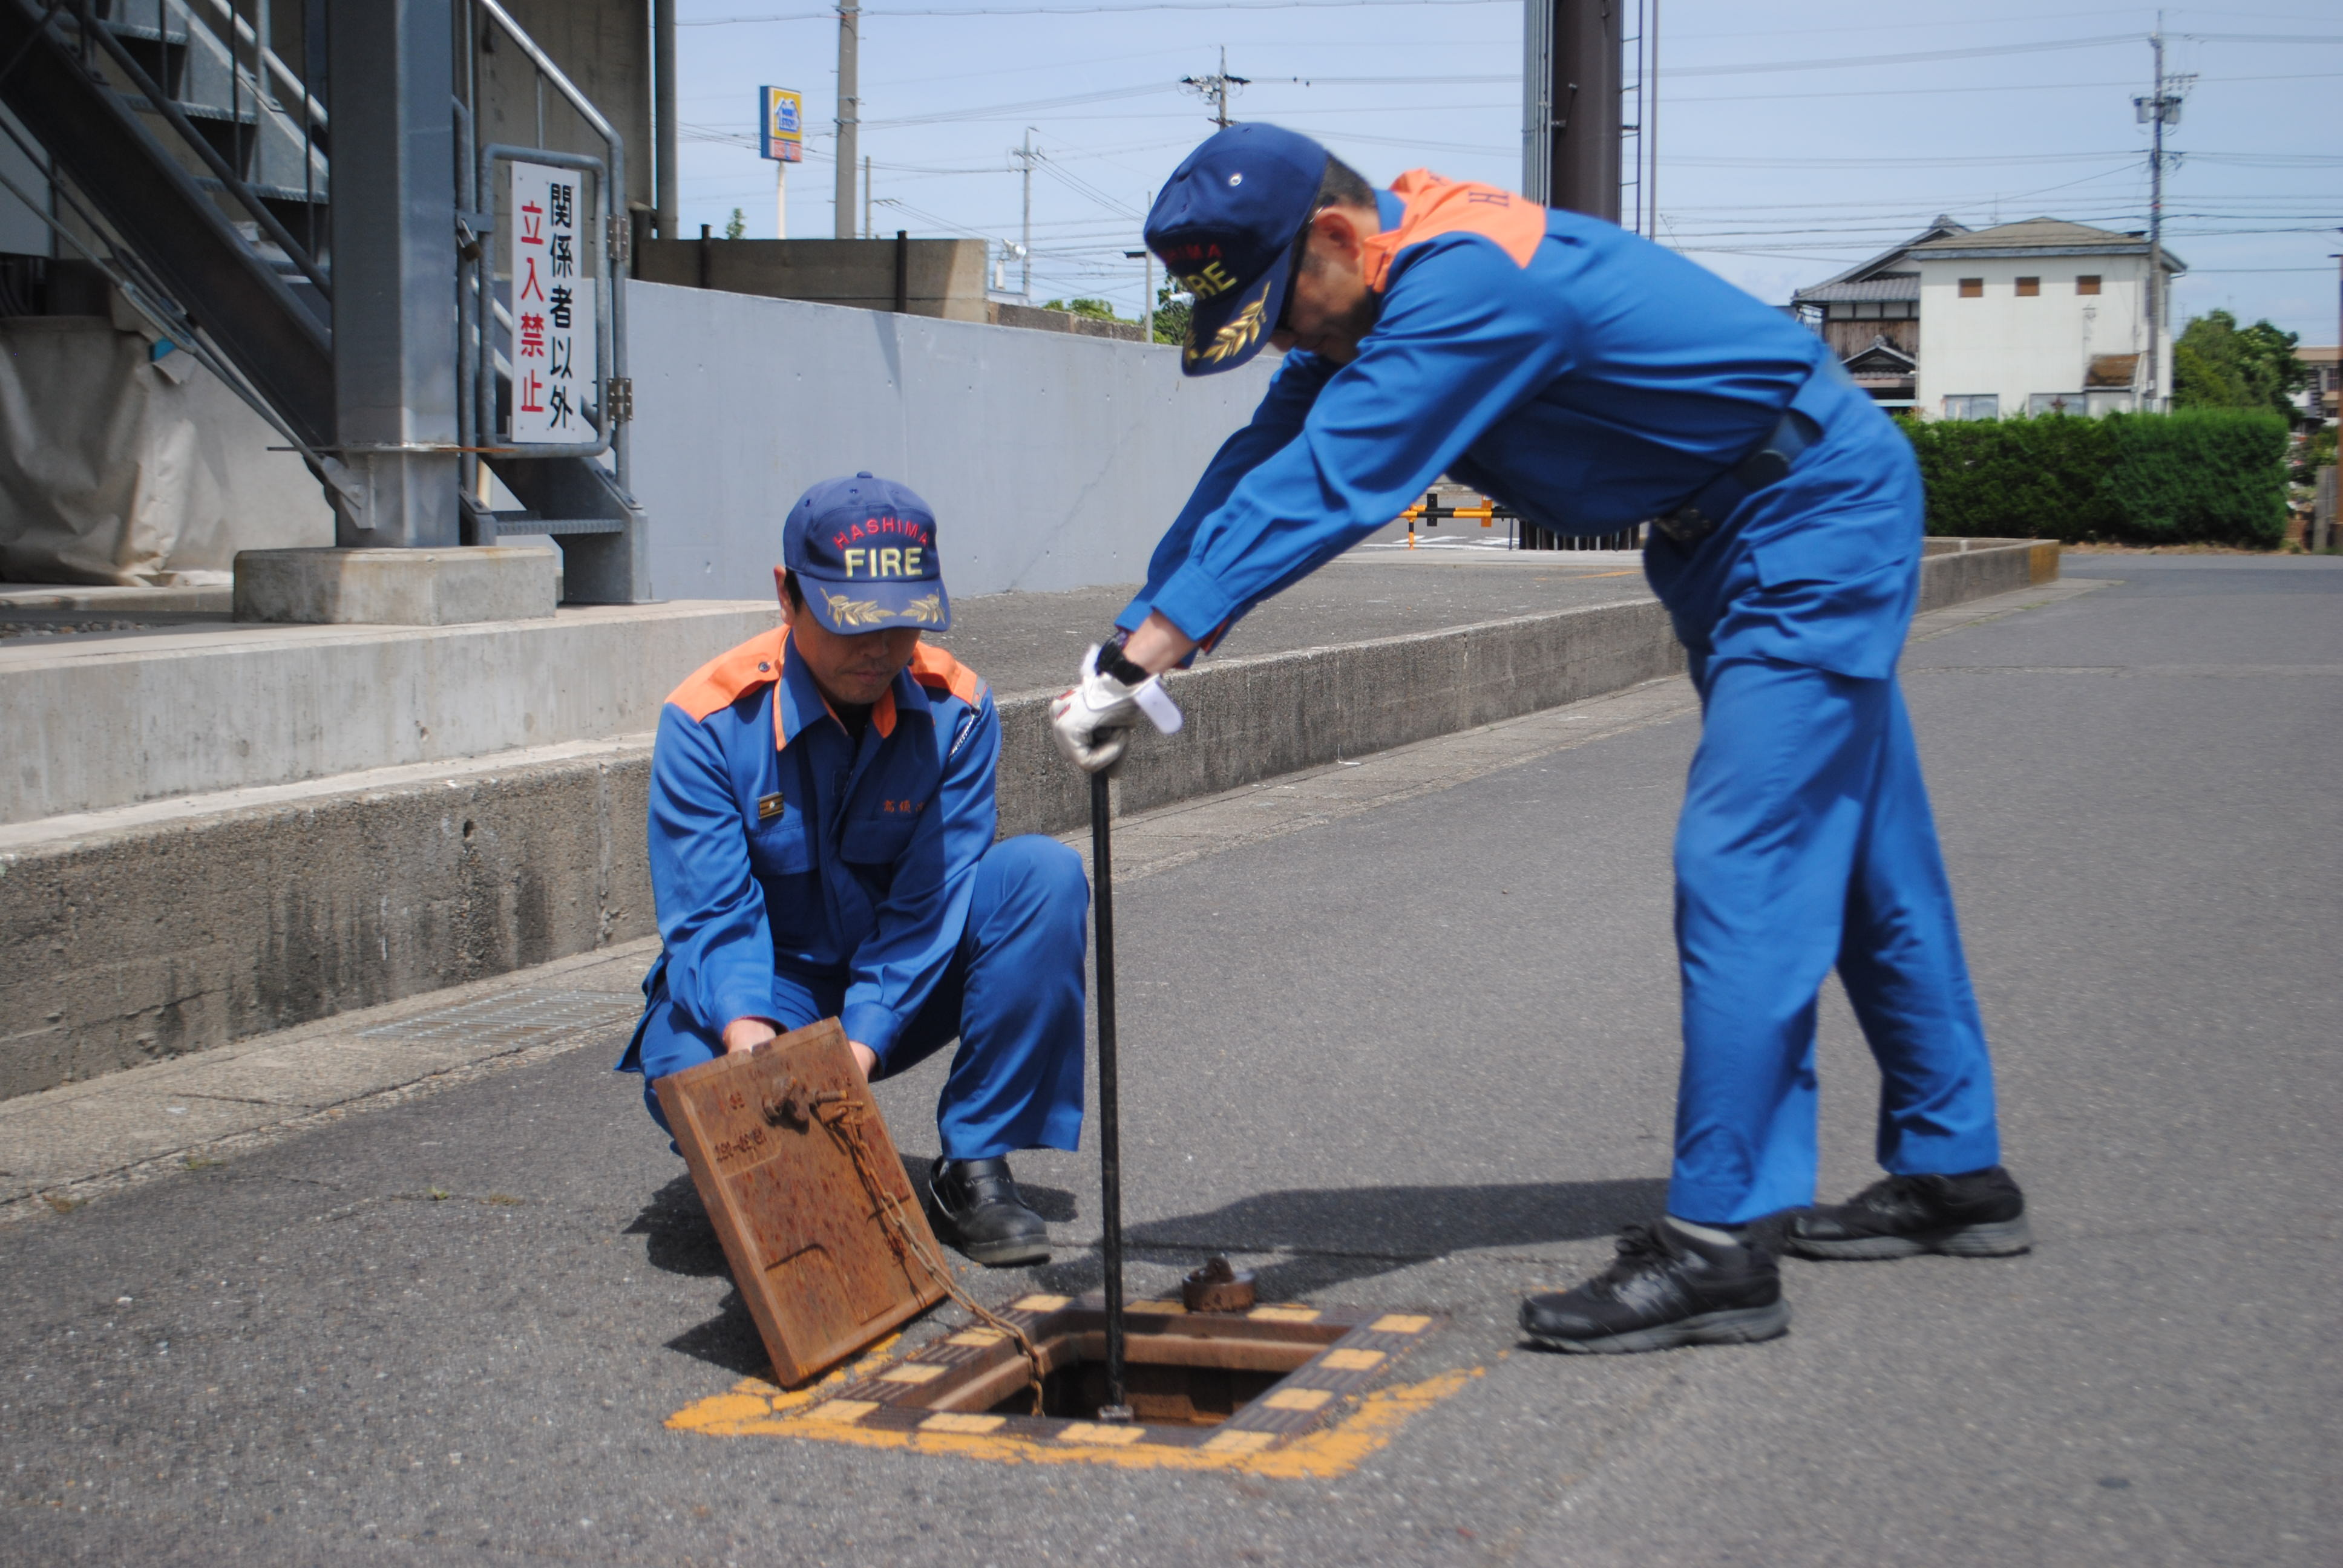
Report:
1651,368,1841,546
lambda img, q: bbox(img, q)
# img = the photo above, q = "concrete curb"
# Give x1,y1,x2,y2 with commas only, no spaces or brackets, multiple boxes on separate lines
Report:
1,540,2054,1099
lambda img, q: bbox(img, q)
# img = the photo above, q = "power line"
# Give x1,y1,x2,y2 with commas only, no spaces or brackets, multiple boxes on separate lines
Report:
680,0,1513,22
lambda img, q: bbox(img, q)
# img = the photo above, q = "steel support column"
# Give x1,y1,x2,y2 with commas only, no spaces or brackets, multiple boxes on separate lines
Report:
327,0,460,547
1523,0,1620,220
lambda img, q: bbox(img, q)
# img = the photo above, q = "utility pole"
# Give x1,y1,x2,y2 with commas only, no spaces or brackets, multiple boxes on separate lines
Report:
1646,0,1659,239
862,154,871,240
833,0,857,239
1125,242,1154,342
1015,128,1037,302
2135,15,2193,411
654,0,677,237
1522,0,1621,218
1181,47,1249,129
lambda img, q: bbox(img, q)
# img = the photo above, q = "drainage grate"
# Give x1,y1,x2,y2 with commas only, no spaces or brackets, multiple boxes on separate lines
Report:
356,988,641,1047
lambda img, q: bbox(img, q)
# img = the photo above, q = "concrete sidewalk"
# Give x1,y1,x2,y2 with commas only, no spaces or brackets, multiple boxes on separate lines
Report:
0,575,2105,1220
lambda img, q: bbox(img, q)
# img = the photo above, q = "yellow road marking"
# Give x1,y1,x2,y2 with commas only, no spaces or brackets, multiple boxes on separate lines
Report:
1057,1422,1148,1446
879,1362,946,1385
1263,1388,1332,1412
1248,1307,1320,1323
1013,1294,1069,1312
1322,1348,1385,1371
947,1328,1007,1347
799,1399,878,1425
1371,1314,1432,1333
666,1367,1484,1478
920,1413,1005,1434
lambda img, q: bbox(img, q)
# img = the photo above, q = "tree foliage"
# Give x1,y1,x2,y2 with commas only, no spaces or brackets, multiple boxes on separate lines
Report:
2172,309,2309,417
723,207,747,240
1152,279,1192,347
1041,297,1124,322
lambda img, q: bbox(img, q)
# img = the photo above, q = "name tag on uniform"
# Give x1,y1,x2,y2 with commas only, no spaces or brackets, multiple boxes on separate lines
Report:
756,793,786,822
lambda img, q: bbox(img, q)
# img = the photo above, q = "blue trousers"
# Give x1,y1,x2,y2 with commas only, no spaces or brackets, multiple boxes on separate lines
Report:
1668,653,2002,1223
626,835,1089,1160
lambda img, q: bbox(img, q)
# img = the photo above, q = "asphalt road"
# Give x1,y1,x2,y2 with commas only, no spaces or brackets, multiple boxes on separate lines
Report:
3,555,2336,1566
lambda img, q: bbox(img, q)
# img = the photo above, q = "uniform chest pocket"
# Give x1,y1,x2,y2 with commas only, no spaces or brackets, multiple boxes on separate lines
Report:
747,812,813,877
839,805,920,868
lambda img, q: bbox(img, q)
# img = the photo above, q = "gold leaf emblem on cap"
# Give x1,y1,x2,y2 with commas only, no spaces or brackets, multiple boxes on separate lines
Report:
822,589,944,628
1185,295,1267,368
820,590,892,628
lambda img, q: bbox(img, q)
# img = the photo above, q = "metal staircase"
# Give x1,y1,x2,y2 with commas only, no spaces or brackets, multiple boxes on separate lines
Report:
0,0,650,603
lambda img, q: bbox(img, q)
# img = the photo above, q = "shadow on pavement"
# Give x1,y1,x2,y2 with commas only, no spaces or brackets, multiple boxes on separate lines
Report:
624,1175,1665,1374
1124,1178,1668,1298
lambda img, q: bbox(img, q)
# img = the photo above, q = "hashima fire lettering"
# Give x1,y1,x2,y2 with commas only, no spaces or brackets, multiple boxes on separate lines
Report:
841,547,925,578
830,516,933,551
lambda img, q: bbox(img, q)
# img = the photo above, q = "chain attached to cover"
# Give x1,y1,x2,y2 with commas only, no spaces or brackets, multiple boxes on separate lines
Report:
774,1077,1048,1414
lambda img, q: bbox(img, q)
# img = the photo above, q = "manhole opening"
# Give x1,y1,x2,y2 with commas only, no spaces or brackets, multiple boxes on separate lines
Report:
794,1295,1441,1455
982,1326,1314,1427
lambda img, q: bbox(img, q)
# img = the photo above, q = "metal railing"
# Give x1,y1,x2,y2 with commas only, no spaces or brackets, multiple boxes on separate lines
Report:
74,0,329,298
456,0,631,505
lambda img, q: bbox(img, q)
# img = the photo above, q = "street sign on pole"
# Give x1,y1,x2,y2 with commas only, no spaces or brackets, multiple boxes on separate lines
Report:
761,87,802,239
508,158,597,446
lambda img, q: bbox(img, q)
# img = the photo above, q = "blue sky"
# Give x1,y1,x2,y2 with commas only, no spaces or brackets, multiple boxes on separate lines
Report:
671,0,2342,342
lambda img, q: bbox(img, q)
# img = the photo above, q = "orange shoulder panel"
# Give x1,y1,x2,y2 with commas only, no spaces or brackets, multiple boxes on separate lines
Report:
1361,169,1545,294
909,643,989,708
666,628,787,722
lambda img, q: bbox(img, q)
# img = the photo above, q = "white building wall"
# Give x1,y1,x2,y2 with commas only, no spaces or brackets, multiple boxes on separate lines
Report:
1915,253,2172,418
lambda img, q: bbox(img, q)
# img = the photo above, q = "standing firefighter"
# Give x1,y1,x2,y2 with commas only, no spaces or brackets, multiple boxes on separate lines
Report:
1051,125,2031,1353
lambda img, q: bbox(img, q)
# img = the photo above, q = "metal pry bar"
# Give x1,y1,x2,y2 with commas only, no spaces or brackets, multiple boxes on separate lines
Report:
1090,768,1131,1419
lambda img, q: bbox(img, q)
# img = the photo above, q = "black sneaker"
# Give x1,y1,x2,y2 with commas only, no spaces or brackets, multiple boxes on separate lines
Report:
1519,1221,1789,1354
925,1156,1050,1268
1783,1166,2031,1260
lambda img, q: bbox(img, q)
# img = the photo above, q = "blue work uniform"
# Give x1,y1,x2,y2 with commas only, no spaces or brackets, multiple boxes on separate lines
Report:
1124,171,2002,1224
617,629,1089,1161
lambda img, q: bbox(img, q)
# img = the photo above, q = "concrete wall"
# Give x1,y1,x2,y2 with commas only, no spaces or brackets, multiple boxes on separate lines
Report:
989,302,1145,342
0,542,2055,1100
635,238,992,320
0,603,776,825
623,279,1278,604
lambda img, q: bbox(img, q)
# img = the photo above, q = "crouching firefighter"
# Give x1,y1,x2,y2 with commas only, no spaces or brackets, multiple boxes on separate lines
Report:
620,473,1089,1266
1050,125,2031,1353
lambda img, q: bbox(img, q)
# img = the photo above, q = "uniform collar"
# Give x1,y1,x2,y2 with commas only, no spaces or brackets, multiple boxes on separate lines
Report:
774,631,929,750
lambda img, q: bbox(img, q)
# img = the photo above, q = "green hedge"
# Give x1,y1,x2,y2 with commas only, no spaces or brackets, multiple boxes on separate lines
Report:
1895,408,2289,547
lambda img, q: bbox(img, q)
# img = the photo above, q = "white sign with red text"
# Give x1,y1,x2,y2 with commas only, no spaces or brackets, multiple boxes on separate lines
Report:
508,160,596,445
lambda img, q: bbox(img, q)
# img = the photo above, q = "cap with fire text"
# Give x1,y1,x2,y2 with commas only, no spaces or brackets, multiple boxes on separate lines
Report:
1144,123,1331,376
782,472,951,633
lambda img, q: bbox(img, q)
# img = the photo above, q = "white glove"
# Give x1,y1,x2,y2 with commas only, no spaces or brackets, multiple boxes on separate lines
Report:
1049,644,1182,773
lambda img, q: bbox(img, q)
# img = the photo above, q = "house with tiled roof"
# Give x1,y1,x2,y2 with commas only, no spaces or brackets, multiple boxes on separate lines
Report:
1793,217,2184,420
1791,217,1970,410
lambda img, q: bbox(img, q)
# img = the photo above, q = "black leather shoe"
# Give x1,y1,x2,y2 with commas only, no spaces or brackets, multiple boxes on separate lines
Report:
925,1156,1050,1268
1784,1166,2031,1259
1520,1221,1789,1354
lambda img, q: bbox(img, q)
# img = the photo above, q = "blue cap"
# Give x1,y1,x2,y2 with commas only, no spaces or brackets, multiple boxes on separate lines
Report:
782,472,951,633
1144,123,1330,376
